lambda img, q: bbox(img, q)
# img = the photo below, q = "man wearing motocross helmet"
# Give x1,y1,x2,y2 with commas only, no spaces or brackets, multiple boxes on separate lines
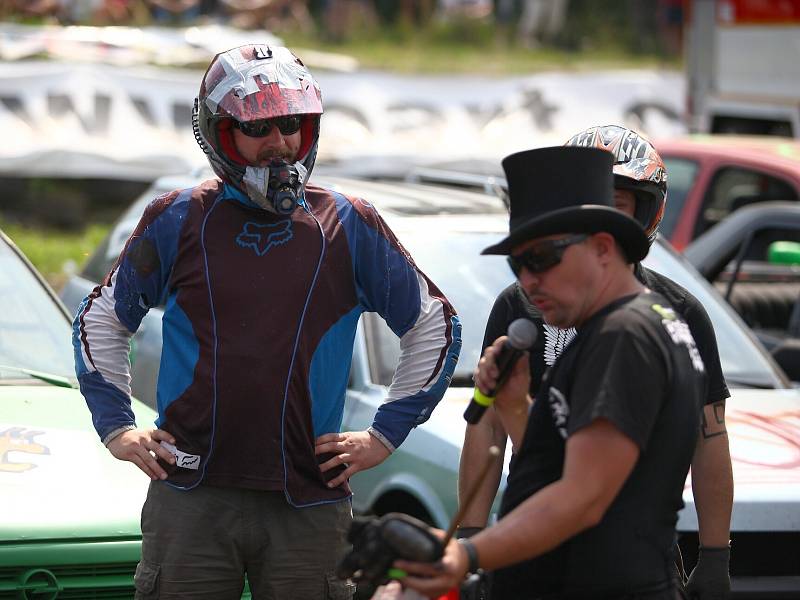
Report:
400,145,705,599
456,126,733,600
73,44,461,599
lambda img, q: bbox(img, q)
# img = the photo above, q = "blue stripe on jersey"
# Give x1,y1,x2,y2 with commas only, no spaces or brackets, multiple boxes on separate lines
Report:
72,296,90,376
112,190,191,332
308,305,363,436
331,192,421,337
372,315,462,448
155,291,200,426
78,370,137,439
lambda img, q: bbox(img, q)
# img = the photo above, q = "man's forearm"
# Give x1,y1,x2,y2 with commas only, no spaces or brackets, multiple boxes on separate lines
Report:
470,477,599,571
691,401,733,547
470,419,639,571
458,410,507,528
494,394,532,451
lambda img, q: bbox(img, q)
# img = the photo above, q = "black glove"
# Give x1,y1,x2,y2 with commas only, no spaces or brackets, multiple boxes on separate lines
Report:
685,546,731,600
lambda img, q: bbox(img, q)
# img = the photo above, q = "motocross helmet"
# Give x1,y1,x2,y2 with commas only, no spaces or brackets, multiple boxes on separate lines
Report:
565,125,667,245
193,44,323,211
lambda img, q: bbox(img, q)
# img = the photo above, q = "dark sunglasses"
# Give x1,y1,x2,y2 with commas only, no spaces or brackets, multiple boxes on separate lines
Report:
234,115,302,138
507,234,589,277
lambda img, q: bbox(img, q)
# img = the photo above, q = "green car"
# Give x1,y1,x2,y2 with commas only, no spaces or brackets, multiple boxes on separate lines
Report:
0,228,155,598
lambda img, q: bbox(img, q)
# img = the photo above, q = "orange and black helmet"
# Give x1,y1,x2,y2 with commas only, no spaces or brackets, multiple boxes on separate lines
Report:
565,125,667,245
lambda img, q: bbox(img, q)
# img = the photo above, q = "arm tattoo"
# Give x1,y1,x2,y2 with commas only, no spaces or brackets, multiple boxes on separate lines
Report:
700,400,727,439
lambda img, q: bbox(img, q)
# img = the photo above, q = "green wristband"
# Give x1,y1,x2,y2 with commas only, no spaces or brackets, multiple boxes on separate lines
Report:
386,567,407,579
472,387,494,407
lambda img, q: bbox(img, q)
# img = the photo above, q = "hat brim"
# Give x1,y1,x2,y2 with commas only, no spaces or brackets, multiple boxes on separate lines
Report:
481,205,649,263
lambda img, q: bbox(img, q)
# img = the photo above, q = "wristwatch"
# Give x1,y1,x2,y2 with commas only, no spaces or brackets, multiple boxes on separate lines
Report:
457,537,480,574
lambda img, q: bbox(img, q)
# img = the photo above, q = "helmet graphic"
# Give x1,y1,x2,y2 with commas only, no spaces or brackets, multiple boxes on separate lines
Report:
565,125,667,245
193,44,323,209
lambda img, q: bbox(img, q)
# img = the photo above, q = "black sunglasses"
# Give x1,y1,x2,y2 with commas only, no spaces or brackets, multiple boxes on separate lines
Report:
234,115,302,138
507,234,589,277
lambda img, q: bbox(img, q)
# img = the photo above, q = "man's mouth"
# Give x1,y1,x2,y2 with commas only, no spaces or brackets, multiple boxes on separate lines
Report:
529,294,550,311
257,152,292,165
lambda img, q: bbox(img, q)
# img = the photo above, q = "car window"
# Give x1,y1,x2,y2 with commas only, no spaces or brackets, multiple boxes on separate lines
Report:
660,158,699,239
644,241,786,388
0,238,75,380
696,167,799,236
361,230,511,387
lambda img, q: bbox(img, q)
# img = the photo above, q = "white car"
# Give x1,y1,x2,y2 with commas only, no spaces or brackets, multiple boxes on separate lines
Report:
61,171,800,598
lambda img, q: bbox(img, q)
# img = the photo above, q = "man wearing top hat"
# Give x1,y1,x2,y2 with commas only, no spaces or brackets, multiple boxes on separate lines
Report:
394,146,705,600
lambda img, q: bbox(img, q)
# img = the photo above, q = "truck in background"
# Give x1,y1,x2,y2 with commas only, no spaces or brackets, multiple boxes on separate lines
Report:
685,0,800,137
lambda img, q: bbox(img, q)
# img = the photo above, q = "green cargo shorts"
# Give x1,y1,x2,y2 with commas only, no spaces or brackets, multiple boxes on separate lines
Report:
134,481,356,600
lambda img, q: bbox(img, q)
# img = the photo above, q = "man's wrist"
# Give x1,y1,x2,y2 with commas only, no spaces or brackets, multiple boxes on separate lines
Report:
102,425,135,447
455,526,483,539
457,537,480,574
699,542,731,553
367,426,395,453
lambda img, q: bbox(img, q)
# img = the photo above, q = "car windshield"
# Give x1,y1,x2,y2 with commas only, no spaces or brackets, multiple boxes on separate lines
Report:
0,236,76,381
364,234,785,390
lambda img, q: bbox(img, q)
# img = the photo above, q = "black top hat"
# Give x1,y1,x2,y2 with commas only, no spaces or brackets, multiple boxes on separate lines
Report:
482,146,649,263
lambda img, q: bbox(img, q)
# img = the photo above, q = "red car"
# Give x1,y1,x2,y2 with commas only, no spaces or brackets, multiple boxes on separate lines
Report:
656,136,800,251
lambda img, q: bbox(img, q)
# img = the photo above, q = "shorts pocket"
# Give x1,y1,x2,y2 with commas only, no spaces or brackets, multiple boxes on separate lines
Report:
326,573,356,599
133,560,160,599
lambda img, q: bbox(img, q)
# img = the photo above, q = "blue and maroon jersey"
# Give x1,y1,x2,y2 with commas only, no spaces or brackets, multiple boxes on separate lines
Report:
73,180,461,506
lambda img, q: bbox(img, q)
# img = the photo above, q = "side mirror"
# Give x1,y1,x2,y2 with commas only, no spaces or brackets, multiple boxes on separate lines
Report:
771,338,800,382
768,240,800,266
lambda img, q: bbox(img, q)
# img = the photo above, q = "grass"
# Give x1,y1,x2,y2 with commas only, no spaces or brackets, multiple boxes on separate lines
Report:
1,219,110,291
283,19,681,75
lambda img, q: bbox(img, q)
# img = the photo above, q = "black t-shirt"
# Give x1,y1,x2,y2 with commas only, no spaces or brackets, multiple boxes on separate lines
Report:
492,292,706,598
482,265,729,406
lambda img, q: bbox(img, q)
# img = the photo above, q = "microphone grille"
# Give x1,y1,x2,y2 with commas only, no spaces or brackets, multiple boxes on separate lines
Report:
507,318,537,350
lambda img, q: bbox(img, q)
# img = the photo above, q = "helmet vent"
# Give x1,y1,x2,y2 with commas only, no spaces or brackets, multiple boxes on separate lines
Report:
254,46,272,59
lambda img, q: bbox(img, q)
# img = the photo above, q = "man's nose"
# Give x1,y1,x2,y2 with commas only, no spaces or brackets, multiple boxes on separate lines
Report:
259,126,285,146
518,268,540,292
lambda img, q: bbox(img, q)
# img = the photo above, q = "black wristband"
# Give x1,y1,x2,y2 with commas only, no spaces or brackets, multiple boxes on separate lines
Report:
455,526,483,539
458,537,480,574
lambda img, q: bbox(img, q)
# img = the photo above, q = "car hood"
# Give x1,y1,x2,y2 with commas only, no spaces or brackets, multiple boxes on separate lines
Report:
427,384,800,532
679,387,800,532
423,386,473,441
0,385,154,542
420,385,513,470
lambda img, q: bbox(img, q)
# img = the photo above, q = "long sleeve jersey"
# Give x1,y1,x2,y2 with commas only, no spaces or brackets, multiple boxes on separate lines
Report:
73,179,461,506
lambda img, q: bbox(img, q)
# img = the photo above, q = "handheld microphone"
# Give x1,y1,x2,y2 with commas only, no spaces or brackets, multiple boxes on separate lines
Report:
464,318,537,424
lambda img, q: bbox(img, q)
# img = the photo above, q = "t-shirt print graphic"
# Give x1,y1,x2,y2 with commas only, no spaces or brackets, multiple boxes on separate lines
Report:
548,386,570,439
543,324,577,366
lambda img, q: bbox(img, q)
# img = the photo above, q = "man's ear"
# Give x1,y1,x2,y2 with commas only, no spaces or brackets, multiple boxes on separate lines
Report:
590,232,618,263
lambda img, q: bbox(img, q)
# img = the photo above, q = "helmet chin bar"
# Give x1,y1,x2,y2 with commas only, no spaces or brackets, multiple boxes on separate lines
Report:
242,161,308,214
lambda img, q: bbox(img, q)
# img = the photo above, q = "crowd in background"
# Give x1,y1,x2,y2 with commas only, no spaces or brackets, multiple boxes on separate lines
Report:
0,0,683,55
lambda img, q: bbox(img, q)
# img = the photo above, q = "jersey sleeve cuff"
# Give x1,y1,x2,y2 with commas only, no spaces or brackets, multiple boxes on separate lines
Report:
367,426,396,453
102,425,136,447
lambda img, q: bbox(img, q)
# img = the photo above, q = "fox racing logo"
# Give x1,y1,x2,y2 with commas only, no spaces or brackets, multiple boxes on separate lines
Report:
236,220,293,256
0,427,50,472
